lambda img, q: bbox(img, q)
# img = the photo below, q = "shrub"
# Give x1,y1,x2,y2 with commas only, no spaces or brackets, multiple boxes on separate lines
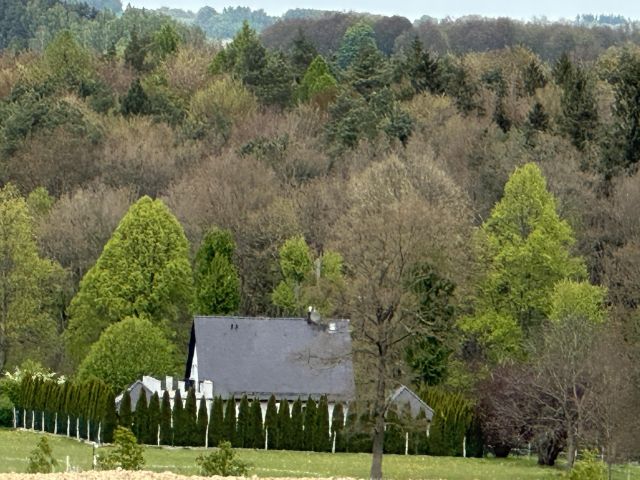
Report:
27,437,57,473
565,450,606,480
196,441,250,476
98,426,145,470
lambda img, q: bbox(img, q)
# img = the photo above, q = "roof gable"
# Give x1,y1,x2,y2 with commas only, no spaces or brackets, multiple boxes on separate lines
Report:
187,316,356,401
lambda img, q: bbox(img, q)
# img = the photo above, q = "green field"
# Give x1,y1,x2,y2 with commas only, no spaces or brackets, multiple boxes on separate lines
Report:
1,428,638,479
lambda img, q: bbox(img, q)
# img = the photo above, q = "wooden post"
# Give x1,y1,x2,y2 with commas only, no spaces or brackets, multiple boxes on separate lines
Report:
41,412,45,432
54,412,58,435
405,431,409,456
265,428,268,450
12,407,16,429
463,436,466,458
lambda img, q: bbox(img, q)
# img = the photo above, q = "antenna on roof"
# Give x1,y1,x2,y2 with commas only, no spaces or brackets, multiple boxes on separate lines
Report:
307,306,321,324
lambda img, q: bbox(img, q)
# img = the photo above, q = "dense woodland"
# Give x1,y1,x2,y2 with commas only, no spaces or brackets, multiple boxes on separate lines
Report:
2,0,640,474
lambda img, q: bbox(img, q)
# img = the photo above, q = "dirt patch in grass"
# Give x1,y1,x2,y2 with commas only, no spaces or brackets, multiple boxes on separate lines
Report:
0,471,355,480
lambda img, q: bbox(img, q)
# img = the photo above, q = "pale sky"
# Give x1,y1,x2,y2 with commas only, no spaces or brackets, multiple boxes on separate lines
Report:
127,0,640,22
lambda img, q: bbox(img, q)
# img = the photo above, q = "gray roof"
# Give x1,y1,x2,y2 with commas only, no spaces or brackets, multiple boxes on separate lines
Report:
186,316,356,402
388,385,434,421
115,380,153,412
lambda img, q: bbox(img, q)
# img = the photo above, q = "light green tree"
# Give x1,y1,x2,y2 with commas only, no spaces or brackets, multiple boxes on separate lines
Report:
298,56,338,103
271,236,344,317
192,227,240,315
460,163,586,362
76,316,176,394
65,196,193,365
0,185,63,372
337,21,378,70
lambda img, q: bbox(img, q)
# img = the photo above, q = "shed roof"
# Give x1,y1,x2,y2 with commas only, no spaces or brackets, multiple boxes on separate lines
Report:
388,385,434,421
185,316,356,402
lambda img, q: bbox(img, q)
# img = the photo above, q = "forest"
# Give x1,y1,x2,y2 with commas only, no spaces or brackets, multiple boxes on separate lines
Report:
1,0,640,473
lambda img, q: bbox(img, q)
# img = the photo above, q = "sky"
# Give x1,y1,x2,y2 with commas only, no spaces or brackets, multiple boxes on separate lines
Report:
127,0,640,22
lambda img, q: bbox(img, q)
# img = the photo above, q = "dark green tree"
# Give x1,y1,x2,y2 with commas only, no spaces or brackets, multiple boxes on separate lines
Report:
103,390,118,443
236,395,250,448
522,59,547,96
560,66,598,151
383,405,404,454
184,388,198,446
276,399,290,450
264,395,278,449
289,28,318,79
552,52,573,86
303,397,317,451
404,36,442,94
527,101,550,133
332,403,346,452
172,390,186,446
208,396,224,448
290,398,304,451
193,227,240,315
121,79,150,116
315,396,330,452
223,396,236,445
146,393,160,446
119,391,132,430
124,30,150,72
159,391,173,446
196,396,208,447
133,394,148,444
337,21,378,70
248,398,264,449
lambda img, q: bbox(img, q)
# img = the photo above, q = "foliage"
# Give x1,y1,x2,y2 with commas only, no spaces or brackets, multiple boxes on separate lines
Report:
159,391,172,445
26,437,57,473
98,426,145,470
337,21,377,70
564,450,607,480
195,440,250,477
195,396,208,447
193,227,240,315
76,316,176,394
208,396,224,448
65,196,193,365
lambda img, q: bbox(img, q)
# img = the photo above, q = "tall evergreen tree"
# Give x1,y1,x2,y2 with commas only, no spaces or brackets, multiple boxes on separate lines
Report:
276,399,291,450
159,391,173,446
184,388,198,446
404,36,442,95
315,396,331,452
264,395,278,449
196,396,208,447
134,394,148,444
103,390,118,444
560,66,598,151
172,390,186,446
303,397,317,451
223,396,236,445
236,395,251,448
208,396,224,448
147,393,161,445
119,391,132,430
332,403,346,452
249,398,264,449
290,398,304,451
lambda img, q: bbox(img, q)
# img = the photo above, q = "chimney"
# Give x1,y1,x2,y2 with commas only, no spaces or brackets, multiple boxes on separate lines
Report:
307,306,312,323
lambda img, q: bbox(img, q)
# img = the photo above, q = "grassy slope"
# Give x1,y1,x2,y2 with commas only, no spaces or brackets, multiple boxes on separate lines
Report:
1,428,638,479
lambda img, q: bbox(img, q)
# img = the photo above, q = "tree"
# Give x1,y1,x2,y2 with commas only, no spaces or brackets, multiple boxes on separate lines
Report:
76,316,176,394
133,393,148,443
337,21,378,70
315,396,330,452
196,396,208,447
289,28,317,78
298,56,338,105
560,66,598,151
159,391,173,446
403,36,442,95
249,399,264,449
332,402,346,452
264,395,278,449
303,397,317,451
121,79,150,116
66,196,193,365
290,398,303,450
172,390,186,446
98,426,145,470
193,227,240,315
460,163,586,363
119,391,132,430
223,396,236,445
0,185,63,372
146,393,160,445
27,437,57,473
208,396,224,448
236,395,250,448
103,390,118,443
184,388,198,446
276,399,290,450
195,441,249,476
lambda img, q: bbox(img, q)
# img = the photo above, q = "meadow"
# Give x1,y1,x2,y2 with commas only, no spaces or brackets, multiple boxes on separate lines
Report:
1,428,639,479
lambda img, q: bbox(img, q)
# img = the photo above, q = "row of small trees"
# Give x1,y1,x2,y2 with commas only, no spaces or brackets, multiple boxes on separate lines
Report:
16,375,117,443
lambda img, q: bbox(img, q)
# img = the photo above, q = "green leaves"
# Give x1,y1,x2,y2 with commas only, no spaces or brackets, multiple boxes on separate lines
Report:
66,196,193,365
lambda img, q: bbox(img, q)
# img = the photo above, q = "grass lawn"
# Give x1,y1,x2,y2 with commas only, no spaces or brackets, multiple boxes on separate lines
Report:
1,428,639,479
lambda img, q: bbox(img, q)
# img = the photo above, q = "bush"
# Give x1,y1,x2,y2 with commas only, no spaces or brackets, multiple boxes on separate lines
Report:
27,437,57,473
565,450,606,480
98,426,145,471
196,441,250,477
0,392,14,427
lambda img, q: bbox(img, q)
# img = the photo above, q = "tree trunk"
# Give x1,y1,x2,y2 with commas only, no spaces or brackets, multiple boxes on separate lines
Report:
536,430,564,466
369,346,387,480
566,429,576,469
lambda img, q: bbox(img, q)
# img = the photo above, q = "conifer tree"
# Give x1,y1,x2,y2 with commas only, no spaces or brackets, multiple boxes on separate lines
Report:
223,396,236,446
159,391,173,446
184,388,198,446
134,394,148,443
196,397,208,447
208,396,224,448
236,395,250,448
119,391,132,430
264,395,278,449
147,393,161,445
332,403,346,452
103,390,117,443
172,390,186,446
249,398,264,449
344,404,358,452
276,399,290,450
383,405,403,454
303,398,318,451
315,396,330,452
290,398,304,451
